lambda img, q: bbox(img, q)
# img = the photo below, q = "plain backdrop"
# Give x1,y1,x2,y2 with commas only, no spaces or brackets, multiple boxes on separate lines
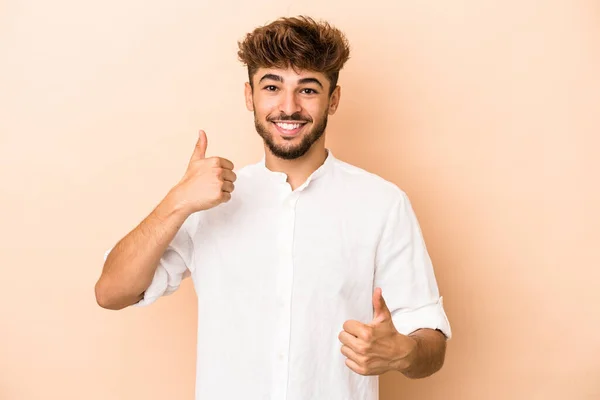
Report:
1,0,599,399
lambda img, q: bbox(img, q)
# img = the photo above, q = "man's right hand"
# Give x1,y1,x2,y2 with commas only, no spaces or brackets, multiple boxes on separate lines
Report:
170,130,237,213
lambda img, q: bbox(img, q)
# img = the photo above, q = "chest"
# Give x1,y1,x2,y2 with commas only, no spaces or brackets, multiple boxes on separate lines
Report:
192,195,382,296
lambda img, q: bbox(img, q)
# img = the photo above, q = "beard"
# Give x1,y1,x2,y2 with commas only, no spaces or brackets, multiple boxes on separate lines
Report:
254,109,329,160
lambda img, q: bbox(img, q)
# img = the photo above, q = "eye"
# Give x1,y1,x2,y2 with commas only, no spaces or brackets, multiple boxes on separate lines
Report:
301,88,318,94
263,85,278,91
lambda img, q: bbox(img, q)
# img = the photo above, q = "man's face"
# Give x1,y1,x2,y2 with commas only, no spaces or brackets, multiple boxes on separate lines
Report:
245,67,341,160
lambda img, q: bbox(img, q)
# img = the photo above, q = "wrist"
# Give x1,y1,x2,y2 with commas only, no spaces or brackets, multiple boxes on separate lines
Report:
392,333,419,374
156,188,192,223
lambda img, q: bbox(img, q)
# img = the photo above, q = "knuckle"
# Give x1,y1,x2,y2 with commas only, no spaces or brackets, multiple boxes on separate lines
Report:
356,357,366,368
210,157,221,167
356,344,367,355
362,330,373,342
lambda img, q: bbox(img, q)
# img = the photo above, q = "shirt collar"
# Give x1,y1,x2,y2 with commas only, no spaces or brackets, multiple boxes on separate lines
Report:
258,148,335,185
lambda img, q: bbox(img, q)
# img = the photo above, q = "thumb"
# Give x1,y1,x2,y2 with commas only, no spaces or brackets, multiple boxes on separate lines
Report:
190,130,208,161
371,287,391,324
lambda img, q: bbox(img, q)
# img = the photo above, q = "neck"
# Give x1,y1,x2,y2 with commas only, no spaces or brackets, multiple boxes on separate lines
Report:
264,139,328,190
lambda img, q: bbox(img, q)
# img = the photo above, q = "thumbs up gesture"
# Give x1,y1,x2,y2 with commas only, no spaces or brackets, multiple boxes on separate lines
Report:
338,288,418,376
170,130,237,214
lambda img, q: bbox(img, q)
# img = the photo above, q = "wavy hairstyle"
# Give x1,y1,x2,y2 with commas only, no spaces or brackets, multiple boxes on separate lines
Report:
237,16,351,95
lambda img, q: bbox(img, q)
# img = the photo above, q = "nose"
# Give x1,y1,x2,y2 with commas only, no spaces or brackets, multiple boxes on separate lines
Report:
278,91,302,116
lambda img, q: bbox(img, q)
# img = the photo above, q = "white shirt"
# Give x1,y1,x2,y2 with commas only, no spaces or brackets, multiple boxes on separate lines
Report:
104,149,452,400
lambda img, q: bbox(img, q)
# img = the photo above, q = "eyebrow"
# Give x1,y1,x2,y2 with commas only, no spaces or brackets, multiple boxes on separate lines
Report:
298,77,324,89
258,74,324,89
259,74,283,84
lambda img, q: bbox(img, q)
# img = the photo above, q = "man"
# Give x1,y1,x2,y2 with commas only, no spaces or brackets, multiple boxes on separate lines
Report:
96,15,452,400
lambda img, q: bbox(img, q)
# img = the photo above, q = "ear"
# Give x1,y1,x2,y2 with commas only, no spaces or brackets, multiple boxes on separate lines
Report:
328,85,341,115
244,82,254,112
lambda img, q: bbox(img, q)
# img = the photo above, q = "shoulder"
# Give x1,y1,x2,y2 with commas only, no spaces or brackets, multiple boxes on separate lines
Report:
329,157,408,206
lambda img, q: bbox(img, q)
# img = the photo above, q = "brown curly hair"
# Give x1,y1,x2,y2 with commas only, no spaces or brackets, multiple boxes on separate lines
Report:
237,16,351,95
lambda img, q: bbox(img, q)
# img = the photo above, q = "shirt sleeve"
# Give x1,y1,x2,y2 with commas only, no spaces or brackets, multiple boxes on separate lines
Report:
374,190,452,339
103,212,198,307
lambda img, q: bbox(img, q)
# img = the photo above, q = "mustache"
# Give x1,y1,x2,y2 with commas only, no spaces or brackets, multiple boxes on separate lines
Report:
268,112,312,122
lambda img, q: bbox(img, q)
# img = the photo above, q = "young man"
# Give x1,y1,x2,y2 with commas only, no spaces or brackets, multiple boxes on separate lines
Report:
96,16,452,400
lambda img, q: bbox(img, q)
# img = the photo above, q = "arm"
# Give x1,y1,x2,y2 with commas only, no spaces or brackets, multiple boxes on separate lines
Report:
94,191,190,310
339,289,448,378
95,130,236,310
339,189,452,377
400,328,447,379
375,189,452,339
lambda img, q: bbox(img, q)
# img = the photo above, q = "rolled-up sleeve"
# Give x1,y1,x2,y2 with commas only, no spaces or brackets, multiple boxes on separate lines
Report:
374,190,452,339
103,213,198,307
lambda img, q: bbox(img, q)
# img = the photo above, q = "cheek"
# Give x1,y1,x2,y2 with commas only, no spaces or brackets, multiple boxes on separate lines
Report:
306,108,325,122
254,101,277,118
304,100,328,116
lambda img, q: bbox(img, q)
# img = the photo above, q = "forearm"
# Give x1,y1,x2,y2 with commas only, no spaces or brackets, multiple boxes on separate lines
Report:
401,328,447,379
95,188,190,310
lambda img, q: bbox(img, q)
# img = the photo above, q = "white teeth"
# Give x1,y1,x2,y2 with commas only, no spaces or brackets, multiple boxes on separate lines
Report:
276,122,302,130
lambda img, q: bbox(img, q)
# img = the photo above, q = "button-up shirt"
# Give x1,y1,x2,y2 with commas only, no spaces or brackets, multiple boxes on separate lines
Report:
104,149,452,400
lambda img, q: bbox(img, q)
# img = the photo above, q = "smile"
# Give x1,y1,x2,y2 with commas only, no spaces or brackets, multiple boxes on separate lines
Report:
272,121,308,137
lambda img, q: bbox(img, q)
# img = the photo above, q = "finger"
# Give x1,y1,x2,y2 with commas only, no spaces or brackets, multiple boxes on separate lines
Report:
190,130,208,162
220,169,237,183
220,191,232,203
212,157,235,170
342,320,367,338
372,287,391,323
221,181,235,193
340,345,363,366
338,330,362,350
344,358,368,376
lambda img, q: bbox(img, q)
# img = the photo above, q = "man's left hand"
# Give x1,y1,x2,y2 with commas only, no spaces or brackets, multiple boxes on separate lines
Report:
338,287,417,376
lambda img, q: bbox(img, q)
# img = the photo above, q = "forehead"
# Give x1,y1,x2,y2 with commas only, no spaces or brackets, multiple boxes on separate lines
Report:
253,67,327,84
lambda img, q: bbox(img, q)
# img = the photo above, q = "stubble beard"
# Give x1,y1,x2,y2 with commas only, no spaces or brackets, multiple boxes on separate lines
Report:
254,109,329,160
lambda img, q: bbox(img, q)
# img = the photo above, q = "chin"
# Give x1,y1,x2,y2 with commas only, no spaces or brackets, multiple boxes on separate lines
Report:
255,116,326,160
269,145,309,160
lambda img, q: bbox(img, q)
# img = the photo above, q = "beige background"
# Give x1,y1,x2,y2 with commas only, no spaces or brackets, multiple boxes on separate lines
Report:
1,0,599,399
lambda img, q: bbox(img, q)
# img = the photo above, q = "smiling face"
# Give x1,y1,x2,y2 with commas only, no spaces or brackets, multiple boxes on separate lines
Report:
245,67,341,160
